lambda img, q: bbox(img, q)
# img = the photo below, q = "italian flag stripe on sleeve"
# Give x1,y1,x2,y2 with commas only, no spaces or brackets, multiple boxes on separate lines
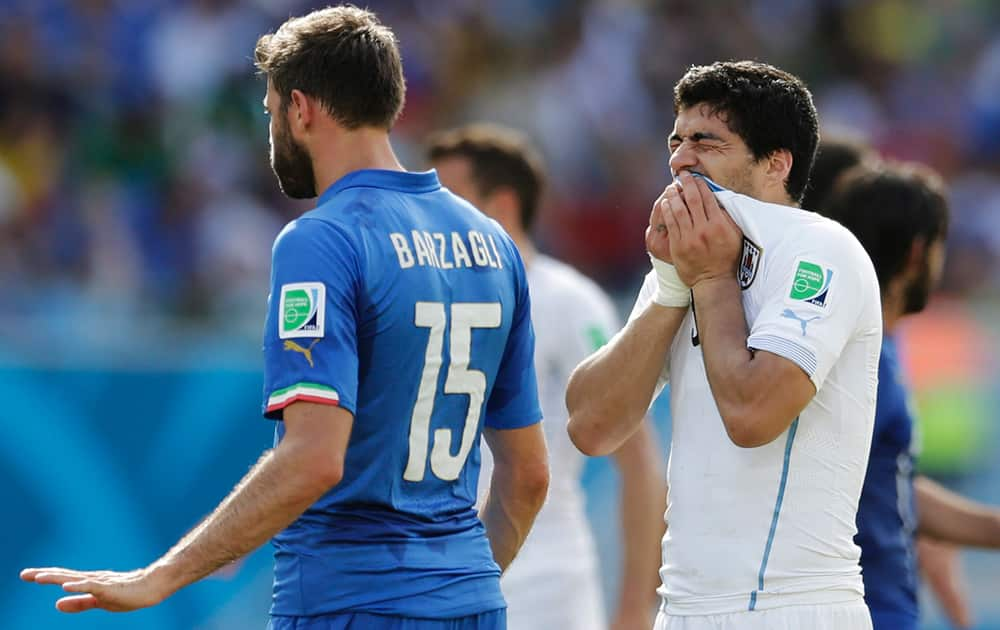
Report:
266,382,339,413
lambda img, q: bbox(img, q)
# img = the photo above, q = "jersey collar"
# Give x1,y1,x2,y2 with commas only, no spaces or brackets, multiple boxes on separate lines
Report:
318,169,441,205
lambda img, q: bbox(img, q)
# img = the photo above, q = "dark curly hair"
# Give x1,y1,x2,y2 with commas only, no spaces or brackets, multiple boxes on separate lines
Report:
674,61,819,204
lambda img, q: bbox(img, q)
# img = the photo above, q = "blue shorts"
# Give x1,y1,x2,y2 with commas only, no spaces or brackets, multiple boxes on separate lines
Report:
869,608,917,630
267,609,506,630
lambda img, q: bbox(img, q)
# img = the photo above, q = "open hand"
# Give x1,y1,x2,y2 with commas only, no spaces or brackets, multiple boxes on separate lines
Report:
20,566,170,613
917,537,972,628
660,172,743,287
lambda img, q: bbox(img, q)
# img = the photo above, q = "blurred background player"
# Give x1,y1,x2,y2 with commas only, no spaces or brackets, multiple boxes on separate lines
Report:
821,162,1000,630
806,134,984,629
428,123,666,630
799,135,877,213
21,7,550,629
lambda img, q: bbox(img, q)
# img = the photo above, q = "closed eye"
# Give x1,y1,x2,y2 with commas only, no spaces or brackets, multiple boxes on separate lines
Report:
668,132,726,153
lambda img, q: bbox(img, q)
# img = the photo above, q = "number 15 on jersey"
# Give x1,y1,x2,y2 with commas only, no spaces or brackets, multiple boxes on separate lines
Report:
404,301,502,483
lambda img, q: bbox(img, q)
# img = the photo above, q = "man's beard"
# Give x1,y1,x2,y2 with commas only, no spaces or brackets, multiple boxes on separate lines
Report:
903,261,932,315
271,120,317,199
727,160,760,199
691,161,757,199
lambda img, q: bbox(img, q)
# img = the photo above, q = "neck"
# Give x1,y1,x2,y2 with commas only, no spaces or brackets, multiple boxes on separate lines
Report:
311,127,405,196
732,180,797,207
882,284,905,334
759,187,797,207
504,227,535,268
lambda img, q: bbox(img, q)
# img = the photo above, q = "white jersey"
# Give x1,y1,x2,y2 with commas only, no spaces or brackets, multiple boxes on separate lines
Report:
480,254,617,629
630,181,882,616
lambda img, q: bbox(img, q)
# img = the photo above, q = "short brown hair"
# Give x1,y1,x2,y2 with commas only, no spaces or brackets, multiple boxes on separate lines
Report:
254,5,405,130
427,124,546,232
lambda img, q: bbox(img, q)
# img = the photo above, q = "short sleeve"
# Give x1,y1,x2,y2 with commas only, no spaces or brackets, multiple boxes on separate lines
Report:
746,232,870,391
485,251,542,430
262,219,361,419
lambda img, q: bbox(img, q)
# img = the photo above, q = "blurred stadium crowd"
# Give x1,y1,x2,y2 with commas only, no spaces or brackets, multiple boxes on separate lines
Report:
4,3,1000,628
2,0,1000,326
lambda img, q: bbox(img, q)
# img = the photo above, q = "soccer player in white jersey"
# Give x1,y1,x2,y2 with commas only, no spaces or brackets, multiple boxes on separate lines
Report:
567,61,882,630
429,124,666,630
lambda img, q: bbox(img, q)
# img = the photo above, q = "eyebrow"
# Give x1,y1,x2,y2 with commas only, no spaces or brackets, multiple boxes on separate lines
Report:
669,131,724,144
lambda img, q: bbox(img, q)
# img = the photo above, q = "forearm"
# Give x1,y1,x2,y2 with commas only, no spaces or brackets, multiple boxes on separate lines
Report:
566,304,686,455
151,444,335,593
614,425,666,615
691,277,757,422
916,476,1000,548
692,276,818,447
480,471,547,572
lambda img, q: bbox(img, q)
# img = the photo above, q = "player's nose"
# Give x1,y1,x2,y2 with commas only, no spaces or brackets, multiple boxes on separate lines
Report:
668,143,698,175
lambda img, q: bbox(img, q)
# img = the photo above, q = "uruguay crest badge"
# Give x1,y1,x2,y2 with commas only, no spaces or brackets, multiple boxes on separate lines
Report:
739,237,762,290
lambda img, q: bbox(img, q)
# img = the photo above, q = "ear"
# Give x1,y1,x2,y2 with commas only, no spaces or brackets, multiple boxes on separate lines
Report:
904,236,928,277
484,188,523,234
287,89,315,133
765,148,794,190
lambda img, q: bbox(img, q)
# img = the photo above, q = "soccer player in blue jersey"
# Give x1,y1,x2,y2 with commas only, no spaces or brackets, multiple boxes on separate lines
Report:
20,7,549,629
430,124,667,630
823,162,1000,630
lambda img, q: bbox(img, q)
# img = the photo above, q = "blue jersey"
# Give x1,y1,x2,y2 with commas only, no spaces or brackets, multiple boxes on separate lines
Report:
260,169,542,618
855,335,919,630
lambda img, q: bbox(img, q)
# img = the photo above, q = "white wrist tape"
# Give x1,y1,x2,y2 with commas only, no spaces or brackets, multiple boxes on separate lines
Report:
650,255,690,307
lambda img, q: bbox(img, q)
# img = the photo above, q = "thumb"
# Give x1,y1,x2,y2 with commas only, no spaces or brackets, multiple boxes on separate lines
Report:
936,583,972,628
56,594,100,613
924,561,972,628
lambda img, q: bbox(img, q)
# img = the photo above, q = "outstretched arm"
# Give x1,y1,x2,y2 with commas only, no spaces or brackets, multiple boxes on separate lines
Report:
916,475,1000,547
917,536,972,629
910,475,1000,629
21,401,353,613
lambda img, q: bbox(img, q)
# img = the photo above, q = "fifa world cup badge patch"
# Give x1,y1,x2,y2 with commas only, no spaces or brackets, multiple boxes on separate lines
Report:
279,282,326,339
739,237,763,290
786,258,834,308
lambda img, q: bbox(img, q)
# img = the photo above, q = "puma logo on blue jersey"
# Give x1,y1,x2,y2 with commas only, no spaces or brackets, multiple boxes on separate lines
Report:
781,309,820,336
284,339,320,367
